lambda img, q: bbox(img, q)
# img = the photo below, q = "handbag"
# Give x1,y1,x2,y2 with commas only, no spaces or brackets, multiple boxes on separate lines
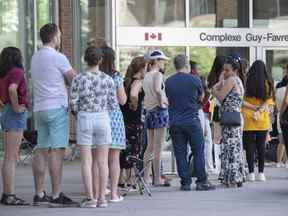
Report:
212,105,220,122
220,111,242,126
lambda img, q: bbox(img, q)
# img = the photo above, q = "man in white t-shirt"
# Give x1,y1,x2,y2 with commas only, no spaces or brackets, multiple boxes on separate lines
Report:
31,23,77,207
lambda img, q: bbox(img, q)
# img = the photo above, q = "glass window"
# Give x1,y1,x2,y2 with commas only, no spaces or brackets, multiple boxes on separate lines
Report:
76,0,109,70
190,0,249,28
0,0,35,70
23,0,35,69
253,0,288,28
0,0,55,131
119,47,185,77
120,0,185,27
189,47,216,76
0,0,19,49
0,0,54,67
266,49,288,81
36,0,56,48
37,0,54,31
189,47,249,77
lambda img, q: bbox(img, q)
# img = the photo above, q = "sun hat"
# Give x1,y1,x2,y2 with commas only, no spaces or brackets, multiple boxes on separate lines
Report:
147,50,169,60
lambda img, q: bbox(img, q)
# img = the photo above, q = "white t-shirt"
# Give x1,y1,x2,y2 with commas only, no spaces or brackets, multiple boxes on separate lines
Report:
31,47,72,112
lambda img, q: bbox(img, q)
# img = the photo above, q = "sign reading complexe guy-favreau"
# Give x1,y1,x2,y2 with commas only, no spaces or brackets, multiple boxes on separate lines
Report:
118,27,288,47
199,32,288,43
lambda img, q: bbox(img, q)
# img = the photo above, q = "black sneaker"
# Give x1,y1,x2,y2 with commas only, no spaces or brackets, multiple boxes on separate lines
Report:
49,192,79,208
33,191,52,206
180,184,192,191
196,181,216,191
0,194,30,206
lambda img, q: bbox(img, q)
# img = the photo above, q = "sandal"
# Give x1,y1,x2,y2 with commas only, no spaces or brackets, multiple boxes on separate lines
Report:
0,194,30,206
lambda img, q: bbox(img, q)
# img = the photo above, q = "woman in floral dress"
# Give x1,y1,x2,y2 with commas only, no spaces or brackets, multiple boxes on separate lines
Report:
100,46,127,202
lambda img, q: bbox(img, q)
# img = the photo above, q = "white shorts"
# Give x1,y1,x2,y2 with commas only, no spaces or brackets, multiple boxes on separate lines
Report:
76,111,112,147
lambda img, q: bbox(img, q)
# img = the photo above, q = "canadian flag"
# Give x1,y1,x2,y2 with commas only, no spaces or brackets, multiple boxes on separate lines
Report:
145,32,162,41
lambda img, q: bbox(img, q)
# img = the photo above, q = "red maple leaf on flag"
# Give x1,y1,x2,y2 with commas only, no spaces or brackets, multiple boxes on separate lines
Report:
145,33,162,41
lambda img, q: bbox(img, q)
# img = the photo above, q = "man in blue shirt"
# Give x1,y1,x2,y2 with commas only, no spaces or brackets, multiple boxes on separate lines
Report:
165,54,215,191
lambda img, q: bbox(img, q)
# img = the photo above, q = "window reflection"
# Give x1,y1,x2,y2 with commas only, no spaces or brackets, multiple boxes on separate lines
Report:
189,47,249,76
0,0,54,67
189,47,216,76
266,50,288,81
37,0,54,31
190,0,215,27
0,0,19,49
78,0,108,70
190,0,249,28
120,0,185,27
120,47,185,77
253,0,288,28
36,0,55,47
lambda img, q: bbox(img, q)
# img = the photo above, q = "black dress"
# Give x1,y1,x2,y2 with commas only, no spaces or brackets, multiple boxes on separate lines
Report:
120,78,145,169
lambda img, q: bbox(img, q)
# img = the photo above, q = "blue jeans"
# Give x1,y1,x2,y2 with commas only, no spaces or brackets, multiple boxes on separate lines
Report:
170,119,207,185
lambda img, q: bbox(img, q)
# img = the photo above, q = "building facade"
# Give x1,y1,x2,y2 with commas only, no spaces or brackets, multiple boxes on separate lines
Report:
1,0,288,79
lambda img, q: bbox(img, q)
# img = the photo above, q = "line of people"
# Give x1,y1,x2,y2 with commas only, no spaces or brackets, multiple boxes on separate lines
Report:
1,22,288,208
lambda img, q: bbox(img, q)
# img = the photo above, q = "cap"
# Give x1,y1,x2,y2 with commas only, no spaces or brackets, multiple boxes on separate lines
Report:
148,50,169,60
230,52,241,61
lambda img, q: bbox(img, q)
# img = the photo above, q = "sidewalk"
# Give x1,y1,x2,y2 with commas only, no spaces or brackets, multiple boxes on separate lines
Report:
0,161,287,216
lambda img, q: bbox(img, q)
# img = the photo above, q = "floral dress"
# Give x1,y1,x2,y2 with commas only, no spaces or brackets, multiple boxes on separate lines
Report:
109,73,126,150
219,83,246,185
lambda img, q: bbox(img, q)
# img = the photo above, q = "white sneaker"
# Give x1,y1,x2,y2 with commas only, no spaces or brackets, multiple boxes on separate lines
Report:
285,163,288,169
97,200,108,208
276,163,282,168
247,173,255,182
257,173,266,182
80,198,97,208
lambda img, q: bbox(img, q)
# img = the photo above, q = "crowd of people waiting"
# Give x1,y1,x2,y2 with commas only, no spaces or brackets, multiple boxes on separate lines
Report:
0,23,288,208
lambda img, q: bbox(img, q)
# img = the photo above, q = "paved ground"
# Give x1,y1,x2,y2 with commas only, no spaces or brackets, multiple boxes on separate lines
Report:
0,160,287,216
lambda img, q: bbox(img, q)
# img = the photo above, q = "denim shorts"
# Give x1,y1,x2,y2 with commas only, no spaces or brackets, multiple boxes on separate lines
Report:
35,107,69,149
0,104,27,131
76,111,112,147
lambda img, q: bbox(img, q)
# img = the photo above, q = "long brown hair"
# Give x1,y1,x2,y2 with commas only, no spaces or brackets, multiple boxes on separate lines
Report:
124,56,147,93
207,55,225,89
99,46,116,77
246,60,275,101
0,47,24,78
